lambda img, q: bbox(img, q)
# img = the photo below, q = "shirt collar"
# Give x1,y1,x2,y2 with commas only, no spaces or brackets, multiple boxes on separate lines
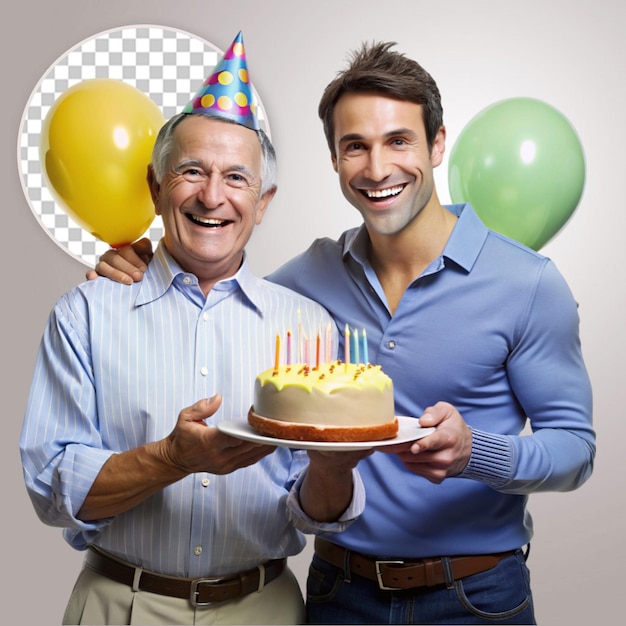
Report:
135,241,265,315
441,203,489,272
343,203,488,273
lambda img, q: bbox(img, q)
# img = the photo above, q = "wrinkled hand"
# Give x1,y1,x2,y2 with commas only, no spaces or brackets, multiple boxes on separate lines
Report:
160,395,276,475
380,402,472,483
85,237,153,284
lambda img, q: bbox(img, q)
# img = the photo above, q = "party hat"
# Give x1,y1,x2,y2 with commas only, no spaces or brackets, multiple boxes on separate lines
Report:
182,31,259,131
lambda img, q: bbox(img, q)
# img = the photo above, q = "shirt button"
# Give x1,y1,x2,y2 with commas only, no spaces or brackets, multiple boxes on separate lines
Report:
183,276,193,285
194,546,203,556
202,312,209,322
386,340,396,350
201,477,210,487
200,366,208,376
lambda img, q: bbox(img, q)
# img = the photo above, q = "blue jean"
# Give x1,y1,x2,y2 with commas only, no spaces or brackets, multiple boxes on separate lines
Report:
306,550,535,625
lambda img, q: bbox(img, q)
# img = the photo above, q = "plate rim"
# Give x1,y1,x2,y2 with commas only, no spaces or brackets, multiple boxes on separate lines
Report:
217,415,435,451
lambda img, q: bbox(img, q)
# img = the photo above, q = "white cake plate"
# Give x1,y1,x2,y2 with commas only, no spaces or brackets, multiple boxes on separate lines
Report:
217,415,435,451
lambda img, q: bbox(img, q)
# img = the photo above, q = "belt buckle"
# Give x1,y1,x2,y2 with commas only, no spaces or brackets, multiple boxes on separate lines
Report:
190,578,222,607
375,560,405,591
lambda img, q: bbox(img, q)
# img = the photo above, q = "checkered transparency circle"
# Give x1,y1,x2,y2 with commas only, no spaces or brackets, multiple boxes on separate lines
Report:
18,25,269,268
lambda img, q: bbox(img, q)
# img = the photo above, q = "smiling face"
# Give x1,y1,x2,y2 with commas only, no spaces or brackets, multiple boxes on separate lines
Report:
149,115,275,292
331,92,445,238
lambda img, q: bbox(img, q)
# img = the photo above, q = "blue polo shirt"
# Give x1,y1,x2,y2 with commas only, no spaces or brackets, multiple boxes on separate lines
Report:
268,203,594,557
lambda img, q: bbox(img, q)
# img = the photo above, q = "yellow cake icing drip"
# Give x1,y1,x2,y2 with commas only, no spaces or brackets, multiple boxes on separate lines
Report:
256,361,393,394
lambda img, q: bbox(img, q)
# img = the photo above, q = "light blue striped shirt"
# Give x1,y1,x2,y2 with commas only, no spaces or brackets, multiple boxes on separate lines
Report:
21,243,356,577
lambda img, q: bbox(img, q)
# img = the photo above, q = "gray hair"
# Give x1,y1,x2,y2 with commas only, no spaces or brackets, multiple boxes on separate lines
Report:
151,112,277,195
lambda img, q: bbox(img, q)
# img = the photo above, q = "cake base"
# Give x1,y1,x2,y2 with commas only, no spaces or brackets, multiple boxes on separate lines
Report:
248,408,399,443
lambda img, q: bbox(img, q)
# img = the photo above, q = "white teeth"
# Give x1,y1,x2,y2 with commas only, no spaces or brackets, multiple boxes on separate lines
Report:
191,215,225,225
365,185,403,199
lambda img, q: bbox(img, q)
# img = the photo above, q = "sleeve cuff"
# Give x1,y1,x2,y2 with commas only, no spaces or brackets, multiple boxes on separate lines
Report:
459,429,514,489
286,468,365,534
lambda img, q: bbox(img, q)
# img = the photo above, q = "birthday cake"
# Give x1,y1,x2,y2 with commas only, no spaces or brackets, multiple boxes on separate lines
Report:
248,361,398,442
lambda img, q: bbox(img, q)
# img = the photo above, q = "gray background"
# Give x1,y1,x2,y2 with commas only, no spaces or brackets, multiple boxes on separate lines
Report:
3,1,623,623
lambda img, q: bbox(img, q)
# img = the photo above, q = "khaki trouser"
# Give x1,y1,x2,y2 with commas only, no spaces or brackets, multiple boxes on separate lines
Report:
63,563,305,625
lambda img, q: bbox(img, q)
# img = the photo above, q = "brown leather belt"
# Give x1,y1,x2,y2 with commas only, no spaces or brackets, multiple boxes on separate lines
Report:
314,536,516,591
86,546,286,606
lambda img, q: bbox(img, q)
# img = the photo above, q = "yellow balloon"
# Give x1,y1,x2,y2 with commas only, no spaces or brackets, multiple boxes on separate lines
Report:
40,79,165,247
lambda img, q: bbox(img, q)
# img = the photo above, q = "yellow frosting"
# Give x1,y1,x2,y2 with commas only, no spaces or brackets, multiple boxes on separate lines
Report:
256,361,393,393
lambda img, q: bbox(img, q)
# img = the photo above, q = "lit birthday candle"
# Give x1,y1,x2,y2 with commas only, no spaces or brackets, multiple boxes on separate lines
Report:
297,309,303,363
325,321,333,364
315,330,321,369
344,324,351,366
286,330,292,365
304,336,310,366
361,328,369,363
352,327,360,364
274,333,280,371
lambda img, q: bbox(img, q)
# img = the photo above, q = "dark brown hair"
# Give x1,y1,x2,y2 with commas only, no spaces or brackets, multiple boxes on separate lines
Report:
318,41,443,157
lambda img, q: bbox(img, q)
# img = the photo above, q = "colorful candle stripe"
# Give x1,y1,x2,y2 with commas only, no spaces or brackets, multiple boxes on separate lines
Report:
272,325,369,368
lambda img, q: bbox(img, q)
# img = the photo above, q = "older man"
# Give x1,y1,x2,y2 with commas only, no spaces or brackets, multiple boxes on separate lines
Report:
20,34,368,625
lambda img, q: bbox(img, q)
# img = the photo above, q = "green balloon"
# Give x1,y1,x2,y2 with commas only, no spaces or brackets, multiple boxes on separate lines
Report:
448,97,585,250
